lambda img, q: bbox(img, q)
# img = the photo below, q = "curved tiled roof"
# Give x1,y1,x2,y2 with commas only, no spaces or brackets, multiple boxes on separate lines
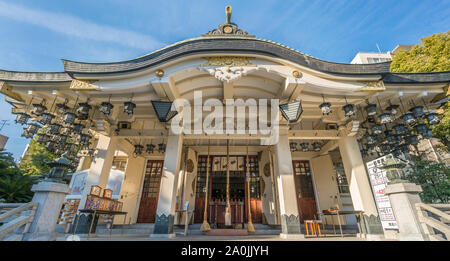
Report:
62,37,392,75
382,71,450,83
0,69,71,83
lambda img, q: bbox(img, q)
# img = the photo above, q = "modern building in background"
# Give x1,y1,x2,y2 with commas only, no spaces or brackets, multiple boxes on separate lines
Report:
0,134,8,150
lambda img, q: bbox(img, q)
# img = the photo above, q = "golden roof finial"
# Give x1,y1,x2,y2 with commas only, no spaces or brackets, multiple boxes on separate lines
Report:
225,5,232,24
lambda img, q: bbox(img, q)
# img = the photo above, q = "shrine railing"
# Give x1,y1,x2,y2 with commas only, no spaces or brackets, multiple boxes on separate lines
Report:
0,202,38,241
415,203,450,241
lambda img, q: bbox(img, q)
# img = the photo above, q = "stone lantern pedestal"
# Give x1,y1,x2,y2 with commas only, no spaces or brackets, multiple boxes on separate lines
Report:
384,183,426,241
22,181,70,241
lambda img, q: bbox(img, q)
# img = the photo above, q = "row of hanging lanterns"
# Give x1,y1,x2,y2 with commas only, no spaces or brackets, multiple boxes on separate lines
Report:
290,141,322,152
319,96,356,118
358,96,440,159
133,142,166,156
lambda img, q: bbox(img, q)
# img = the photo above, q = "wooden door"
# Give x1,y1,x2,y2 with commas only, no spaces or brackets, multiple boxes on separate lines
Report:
194,156,211,223
245,155,262,224
292,160,318,222
137,160,164,223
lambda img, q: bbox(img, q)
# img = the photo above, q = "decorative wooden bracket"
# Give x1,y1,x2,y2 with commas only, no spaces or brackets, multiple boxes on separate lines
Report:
70,79,99,91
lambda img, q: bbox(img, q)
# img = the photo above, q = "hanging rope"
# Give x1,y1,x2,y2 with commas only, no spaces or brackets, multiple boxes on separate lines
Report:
200,139,211,232
225,139,231,226
246,140,255,232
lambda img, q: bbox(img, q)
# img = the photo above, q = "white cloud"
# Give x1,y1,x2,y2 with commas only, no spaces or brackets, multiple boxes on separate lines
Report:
0,1,164,50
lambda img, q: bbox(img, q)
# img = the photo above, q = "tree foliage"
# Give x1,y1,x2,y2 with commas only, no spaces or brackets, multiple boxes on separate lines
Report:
0,150,38,203
18,138,57,176
390,31,450,73
405,159,450,203
432,101,450,149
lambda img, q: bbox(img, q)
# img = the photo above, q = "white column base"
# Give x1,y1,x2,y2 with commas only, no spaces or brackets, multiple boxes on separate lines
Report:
150,233,176,239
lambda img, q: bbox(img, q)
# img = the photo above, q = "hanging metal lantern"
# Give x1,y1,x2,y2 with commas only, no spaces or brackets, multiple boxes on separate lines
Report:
49,123,62,135
146,144,155,154
26,123,41,135
134,144,144,155
392,148,402,158
312,142,321,152
388,134,402,145
400,144,410,153
63,112,77,124
365,104,377,116
21,129,34,139
405,135,419,145
372,124,383,135
31,104,47,116
279,101,303,123
158,142,166,153
57,134,68,145
401,112,415,125
379,113,392,124
37,133,50,144
124,101,136,115
319,102,331,115
366,134,376,145
300,142,309,152
79,134,91,146
426,113,440,125
66,142,78,156
415,124,428,134
151,101,178,122
39,112,55,125
342,104,355,117
56,103,69,115
379,143,391,154
77,103,91,117
45,141,57,153
384,129,394,137
290,141,298,152
410,106,424,118
386,104,399,115
14,112,31,125
72,123,85,134
422,129,434,139
100,102,114,116
393,124,408,135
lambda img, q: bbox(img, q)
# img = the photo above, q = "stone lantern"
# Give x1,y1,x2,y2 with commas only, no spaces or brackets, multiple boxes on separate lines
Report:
45,154,73,184
380,157,407,184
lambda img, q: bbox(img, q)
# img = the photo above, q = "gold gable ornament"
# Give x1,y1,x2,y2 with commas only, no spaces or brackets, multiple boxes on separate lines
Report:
70,79,99,91
359,80,386,92
201,57,256,67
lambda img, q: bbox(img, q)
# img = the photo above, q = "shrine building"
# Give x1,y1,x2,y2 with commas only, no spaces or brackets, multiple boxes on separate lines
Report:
1,6,449,239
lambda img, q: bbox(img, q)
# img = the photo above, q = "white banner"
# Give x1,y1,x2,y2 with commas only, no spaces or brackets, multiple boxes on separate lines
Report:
366,155,398,230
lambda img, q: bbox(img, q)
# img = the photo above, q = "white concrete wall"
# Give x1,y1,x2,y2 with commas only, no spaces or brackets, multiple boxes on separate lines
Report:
116,156,146,224
311,154,345,225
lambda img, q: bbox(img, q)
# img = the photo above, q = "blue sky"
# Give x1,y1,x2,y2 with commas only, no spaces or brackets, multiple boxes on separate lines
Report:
0,0,449,161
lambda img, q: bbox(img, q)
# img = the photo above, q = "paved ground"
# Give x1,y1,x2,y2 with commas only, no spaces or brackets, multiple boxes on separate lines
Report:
58,234,367,241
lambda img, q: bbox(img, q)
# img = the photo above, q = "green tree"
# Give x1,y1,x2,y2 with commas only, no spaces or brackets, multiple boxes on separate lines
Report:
0,149,38,203
18,138,57,176
390,31,450,73
0,174,38,203
432,100,450,149
405,159,450,203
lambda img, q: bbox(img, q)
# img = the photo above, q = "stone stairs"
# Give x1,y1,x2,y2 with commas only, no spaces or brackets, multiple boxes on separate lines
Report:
95,223,281,237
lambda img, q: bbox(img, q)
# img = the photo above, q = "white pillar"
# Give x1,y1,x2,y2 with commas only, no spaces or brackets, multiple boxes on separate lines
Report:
23,182,70,241
73,134,117,234
338,136,383,236
385,183,426,241
117,156,146,224
78,135,117,210
275,129,302,238
151,134,183,238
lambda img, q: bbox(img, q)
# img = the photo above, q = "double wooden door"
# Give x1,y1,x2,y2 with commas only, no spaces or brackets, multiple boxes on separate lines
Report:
292,160,318,222
137,160,164,223
193,155,262,225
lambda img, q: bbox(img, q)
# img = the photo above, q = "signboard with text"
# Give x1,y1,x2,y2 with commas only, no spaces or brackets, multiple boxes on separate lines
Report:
366,155,398,230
